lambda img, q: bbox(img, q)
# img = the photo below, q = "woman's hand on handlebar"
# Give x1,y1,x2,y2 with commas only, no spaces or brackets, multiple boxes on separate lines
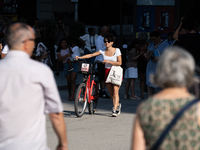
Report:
75,56,80,60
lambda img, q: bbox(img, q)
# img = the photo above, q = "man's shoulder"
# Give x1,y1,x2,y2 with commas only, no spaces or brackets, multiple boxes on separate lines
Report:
96,35,103,40
160,40,169,46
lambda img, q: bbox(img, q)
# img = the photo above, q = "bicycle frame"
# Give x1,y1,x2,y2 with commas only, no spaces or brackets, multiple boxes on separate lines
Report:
84,74,98,103
75,60,102,117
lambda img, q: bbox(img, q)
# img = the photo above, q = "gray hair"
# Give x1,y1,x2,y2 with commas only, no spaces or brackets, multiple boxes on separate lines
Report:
5,23,32,49
138,32,148,41
150,47,198,88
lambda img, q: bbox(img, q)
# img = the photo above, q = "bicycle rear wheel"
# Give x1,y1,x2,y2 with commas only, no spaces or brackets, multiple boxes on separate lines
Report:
75,83,88,117
88,82,99,114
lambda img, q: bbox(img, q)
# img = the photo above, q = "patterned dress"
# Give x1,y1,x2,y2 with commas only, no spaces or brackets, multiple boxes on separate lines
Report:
146,41,169,87
35,42,52,67
138,96,200,150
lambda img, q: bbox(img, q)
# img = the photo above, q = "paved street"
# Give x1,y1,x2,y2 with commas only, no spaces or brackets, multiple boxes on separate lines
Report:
47,71,147,150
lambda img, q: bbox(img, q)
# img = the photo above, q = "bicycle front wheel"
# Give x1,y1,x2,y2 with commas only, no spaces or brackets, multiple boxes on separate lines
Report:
75,83,88,117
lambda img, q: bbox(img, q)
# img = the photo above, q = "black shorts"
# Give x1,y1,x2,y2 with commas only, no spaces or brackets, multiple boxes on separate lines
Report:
97,63,105,81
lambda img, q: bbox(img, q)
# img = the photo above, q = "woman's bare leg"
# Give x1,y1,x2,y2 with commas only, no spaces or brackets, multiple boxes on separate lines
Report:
113,84,120,110
106,83,113,100
130,78,136,97
125,78,130,96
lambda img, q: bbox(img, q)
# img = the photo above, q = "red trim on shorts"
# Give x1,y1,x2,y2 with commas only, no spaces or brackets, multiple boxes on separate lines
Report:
105,68,111,82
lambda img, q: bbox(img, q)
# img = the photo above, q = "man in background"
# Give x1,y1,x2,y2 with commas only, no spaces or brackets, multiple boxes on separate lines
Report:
54,18,69,77
95,26,110,98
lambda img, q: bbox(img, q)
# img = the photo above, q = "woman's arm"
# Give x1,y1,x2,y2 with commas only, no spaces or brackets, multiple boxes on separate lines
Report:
131,51,145,61
103,55,122,66
131,107,146,150
173,17,184,41
57,53,71,62
75,51,101,60
143,50,153,61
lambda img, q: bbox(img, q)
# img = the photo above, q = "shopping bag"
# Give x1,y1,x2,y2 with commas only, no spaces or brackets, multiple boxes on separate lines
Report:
105,66,123,86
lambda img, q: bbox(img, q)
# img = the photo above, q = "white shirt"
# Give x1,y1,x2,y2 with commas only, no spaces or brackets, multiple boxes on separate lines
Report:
0,51,63,150
2,45,9,54
71,46,80,59
80,34,98,52
99,48,121,68
94,35,106,62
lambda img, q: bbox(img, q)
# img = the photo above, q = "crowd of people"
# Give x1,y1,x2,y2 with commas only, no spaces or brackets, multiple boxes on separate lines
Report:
1,16,200,149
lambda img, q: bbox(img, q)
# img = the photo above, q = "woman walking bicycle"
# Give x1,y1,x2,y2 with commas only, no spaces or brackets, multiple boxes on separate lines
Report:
75,33,122,117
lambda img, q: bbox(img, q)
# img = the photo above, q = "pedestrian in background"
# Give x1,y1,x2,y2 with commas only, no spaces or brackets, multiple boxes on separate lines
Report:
57,38,77,101
34,38,52,67
124,38,143,100
79,27,98,64
137,32,149,99
173,17,200,99
144,31,169,96
94,26,110,98
54,18,69,77
0,23,68,150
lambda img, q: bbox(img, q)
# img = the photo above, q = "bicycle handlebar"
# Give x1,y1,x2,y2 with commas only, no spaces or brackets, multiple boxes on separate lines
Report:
76,59,103,73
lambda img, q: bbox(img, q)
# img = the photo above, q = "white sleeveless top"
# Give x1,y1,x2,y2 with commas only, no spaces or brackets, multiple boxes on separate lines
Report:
99,48,121,68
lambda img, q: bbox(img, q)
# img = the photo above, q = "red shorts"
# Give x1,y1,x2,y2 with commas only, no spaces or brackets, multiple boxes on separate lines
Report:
105,68,111,82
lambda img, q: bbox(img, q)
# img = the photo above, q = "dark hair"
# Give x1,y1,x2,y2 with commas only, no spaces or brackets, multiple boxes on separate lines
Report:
127,38,140,51
88,27,94,34
150,31,161,37
104,33,114,42
57,38,68,53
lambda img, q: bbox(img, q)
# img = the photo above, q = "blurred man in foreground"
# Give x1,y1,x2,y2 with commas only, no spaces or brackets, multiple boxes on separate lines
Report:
0,23,68,150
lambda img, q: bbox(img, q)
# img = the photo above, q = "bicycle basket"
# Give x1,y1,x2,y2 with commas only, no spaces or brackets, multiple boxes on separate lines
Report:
78,62,93,74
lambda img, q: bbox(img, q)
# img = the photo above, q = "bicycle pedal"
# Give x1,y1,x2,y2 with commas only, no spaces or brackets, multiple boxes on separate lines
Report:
93,109,97,112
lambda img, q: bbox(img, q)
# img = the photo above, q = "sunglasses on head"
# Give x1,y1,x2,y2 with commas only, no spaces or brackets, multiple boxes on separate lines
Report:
104,40,111,43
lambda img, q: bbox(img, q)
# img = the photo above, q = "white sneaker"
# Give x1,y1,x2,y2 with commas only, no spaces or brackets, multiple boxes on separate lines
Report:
112,109,118,117
116,103,121,115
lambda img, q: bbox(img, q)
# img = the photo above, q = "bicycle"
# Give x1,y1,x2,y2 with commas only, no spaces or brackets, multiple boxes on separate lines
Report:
74,60,102,117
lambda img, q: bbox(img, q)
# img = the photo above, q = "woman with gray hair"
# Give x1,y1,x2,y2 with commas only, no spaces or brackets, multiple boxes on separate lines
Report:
132,47,200,150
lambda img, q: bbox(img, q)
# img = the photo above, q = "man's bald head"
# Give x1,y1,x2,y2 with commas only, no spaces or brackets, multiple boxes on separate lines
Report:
6,23,33,49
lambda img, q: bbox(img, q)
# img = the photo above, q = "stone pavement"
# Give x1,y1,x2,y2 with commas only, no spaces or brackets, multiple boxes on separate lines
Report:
46,71,148,150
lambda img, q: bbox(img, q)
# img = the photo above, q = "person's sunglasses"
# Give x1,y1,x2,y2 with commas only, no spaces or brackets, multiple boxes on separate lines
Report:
104,40,111,43
22,38,36,43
